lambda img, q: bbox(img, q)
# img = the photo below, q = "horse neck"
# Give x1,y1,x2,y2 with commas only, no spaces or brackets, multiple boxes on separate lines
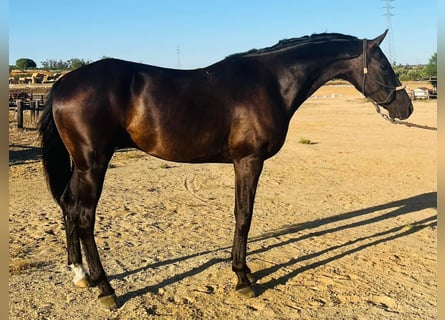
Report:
266,42,361,116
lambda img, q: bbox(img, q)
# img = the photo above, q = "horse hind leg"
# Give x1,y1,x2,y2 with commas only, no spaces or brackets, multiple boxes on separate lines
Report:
61,148,117,309
60,170,89,288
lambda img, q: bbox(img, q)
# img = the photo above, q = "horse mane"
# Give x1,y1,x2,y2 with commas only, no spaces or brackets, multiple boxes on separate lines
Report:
227,33,359,58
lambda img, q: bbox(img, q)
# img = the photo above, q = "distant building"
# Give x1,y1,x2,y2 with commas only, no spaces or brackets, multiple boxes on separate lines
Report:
413,87,431,100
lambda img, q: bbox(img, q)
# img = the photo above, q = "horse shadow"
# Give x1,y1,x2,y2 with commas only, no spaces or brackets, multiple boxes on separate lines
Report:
8,145,138,166
112,191,436,305
9,143,42,165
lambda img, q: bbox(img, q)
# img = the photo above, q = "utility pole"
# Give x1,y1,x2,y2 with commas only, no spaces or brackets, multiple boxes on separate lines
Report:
176,45,181,69
382,0,396,64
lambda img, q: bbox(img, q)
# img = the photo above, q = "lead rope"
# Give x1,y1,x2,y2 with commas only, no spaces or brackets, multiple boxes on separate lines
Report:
362,40,436,130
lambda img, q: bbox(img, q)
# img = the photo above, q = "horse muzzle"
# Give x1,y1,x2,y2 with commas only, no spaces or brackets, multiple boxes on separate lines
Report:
396,101,414,120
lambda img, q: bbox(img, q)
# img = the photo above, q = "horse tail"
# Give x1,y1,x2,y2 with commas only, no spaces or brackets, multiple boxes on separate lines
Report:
38,82,72,205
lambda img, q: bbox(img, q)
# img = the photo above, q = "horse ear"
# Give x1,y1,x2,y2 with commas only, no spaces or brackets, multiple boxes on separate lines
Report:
370,29,388,47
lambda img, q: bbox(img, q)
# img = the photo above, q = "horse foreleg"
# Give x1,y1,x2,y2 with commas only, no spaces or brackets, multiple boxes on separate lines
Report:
232,156,263,298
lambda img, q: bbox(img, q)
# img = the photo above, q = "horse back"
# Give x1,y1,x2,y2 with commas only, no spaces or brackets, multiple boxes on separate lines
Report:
51,58,288,163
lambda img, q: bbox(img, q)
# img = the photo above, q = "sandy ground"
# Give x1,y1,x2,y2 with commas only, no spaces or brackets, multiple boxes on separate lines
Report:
9,85,436,319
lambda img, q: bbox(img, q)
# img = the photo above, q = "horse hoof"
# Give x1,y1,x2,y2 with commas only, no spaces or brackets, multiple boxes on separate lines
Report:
74,277,90,288
236,285,257,298
98,294,118,309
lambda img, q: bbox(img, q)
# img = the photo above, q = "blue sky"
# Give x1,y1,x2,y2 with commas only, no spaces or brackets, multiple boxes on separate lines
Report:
9,0,437,69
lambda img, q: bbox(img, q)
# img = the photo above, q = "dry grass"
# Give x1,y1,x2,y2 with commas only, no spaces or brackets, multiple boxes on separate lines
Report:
9,259,50,276
299,137,312,144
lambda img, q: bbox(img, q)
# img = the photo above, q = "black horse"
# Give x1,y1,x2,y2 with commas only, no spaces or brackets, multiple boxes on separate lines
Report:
39,30,413,308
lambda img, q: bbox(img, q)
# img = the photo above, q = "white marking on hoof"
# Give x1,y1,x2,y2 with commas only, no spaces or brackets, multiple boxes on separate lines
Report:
69,264,89,287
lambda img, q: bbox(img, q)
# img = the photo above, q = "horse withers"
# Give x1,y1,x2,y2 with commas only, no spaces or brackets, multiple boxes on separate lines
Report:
39,30,412,308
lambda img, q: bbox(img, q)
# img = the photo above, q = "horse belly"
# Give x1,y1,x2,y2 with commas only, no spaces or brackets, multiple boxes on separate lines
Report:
128,124,231,163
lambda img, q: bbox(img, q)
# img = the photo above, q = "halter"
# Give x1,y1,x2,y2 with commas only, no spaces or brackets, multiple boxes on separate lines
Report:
362,39,406,122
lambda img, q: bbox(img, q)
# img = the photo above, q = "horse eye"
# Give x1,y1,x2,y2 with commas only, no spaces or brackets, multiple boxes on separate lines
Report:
380,64,388,71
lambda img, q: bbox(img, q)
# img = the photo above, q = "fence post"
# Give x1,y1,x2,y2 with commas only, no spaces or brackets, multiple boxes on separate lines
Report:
31,100,38,123
35,100,41,120
16,100,23,129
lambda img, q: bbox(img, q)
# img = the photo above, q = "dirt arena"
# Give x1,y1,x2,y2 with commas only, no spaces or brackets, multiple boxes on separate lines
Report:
9,84,436,319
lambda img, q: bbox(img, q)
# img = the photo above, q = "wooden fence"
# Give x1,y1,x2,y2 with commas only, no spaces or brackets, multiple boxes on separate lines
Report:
9,97,46,128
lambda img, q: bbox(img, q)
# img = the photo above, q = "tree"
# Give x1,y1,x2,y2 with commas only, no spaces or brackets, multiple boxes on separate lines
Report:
68,58,91,70
41,59,69,70
40,58,92,70
424,53,437,77
15,58,37,70
393,64,421,81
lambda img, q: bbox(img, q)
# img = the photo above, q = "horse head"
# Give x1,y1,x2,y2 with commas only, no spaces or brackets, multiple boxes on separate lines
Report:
359,30,413,120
